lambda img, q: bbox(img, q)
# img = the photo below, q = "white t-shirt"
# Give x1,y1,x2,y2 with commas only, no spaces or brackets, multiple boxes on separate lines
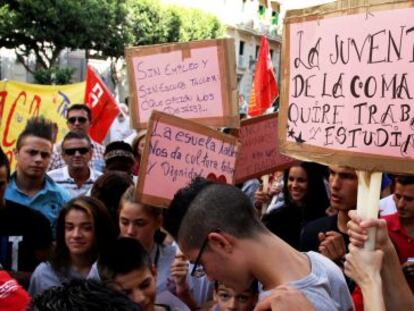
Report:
260,251,354,311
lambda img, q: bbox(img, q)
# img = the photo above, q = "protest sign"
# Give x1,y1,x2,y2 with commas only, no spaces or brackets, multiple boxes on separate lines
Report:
137,110,239,207
235,113,296,184
279,0,414,174
125,39,239,129
0,80,85,169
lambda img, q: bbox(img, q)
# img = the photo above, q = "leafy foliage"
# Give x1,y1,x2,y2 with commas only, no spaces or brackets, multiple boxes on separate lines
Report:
33,67,75,85
126,1,224,46
0,0,129,72
127,0,180,46
0,0,224,83
171,6,225,42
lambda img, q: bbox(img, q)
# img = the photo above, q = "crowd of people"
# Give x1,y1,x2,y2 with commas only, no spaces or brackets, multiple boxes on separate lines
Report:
0,104,414,311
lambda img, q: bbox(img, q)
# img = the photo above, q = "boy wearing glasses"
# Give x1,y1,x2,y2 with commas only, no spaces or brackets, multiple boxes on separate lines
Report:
163,178,353,311
5,117,70,232
48,131,102,198
48,104,105,172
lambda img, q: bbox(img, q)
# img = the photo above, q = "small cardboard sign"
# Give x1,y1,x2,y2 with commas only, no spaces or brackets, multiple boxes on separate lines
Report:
137,110,240,207
280,0,414,174
235,113,297,183
126,39,239,129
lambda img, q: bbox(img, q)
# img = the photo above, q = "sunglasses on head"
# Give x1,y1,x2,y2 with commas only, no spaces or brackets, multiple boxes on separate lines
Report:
63,147,90,156
67,116,88,124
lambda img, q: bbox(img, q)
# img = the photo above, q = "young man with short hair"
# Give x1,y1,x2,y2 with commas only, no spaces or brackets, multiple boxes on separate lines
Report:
0,147,53,287
382,175,414,292
5,117,70,232
48,104,105,172
48,131,101,198
300,166,358,262
163,178,353,311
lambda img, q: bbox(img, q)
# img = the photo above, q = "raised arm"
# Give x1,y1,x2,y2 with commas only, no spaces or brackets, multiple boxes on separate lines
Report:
344,244,384,311
347,210,414,310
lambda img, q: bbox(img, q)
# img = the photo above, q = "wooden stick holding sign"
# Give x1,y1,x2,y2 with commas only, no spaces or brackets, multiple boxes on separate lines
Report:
356,171,382,251
279,0,414,253
261,175,270,215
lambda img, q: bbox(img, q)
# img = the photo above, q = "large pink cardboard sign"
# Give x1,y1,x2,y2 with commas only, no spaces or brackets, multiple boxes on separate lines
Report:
280,1,414,174
137,111,239,207
235,113,296,183
126,39,239,129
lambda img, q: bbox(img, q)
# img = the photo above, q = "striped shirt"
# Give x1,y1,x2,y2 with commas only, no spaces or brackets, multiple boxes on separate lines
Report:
47,166,102,199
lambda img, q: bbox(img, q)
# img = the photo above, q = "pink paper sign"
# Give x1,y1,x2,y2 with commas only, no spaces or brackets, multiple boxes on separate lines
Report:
286,7,414,159
137,111,239,207
132,46,222,120
235,113,296,183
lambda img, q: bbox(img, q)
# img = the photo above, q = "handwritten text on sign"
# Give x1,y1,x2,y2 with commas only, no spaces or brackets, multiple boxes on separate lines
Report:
288,7,414,158
142,118,238,203
132,46,223,120
235,114,295,183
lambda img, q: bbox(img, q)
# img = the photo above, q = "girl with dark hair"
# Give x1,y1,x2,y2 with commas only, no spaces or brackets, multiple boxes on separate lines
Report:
260,162,330,249
28,196,116,296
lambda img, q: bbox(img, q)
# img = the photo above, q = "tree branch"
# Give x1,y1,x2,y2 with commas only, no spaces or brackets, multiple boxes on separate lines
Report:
15,51,34,74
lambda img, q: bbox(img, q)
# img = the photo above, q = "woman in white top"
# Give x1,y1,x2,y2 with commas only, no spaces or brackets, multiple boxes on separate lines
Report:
29,196,116,296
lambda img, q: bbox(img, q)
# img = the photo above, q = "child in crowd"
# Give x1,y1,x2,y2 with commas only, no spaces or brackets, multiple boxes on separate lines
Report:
210,281,258,311
98,237,189,311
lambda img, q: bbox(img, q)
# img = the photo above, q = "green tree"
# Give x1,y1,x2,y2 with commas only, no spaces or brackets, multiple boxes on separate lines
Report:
127,0,224,46
116,0,223,86
170,6,224,42
33,67,75,85
126,0,180,46
0,0,130,83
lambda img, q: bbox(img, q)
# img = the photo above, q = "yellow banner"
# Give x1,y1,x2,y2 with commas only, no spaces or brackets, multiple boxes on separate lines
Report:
0,80,86,169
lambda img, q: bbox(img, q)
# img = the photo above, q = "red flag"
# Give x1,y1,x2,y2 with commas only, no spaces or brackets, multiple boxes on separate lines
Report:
84,65,120,143
248,36,278,117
